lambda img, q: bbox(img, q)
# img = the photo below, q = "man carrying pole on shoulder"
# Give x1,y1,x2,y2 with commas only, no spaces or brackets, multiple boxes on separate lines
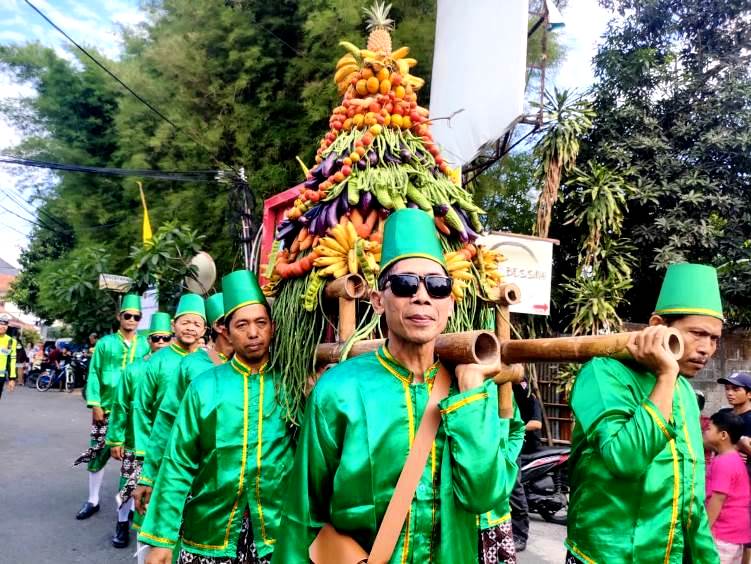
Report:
139,269,295,564
273,208,516,562
75,294,150,521
132,293,206,514
105,311,172,550
566,263,723,563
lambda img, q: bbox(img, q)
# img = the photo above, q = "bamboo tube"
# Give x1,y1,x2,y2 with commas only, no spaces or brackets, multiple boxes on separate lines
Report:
316,330,500,366
500,329,684,364
491,283,522,418
325,274,366,343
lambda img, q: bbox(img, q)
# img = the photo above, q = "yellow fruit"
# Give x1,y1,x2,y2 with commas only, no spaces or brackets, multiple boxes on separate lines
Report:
390,46,410,60
401,115,412,129
390,114,403,128
352,114,364,127
379,79,391,95
355,79,369,96
394,85,406,99
336,53,358,69
369,124,383,136
376,67,389,82
403,58,418,68
364,112,377,126
383,114,391,126
335,64,359,84
343,118,353,130
366,76,380,94
361,67,374,79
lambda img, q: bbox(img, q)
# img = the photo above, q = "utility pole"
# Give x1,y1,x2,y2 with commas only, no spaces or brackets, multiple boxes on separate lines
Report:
237,167,254,270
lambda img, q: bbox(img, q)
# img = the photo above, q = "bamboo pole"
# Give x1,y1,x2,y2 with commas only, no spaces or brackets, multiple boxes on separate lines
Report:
500,329,684,364
325,274,366,342
493,283,522,419
316,330,500,366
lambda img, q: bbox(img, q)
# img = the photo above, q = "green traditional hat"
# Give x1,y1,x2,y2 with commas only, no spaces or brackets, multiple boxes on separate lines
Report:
222,270,268,318
653,263,724,320
206,293,225,326
174,293,207,321
379,208,447,275
120,294,142,313
149,312,172,335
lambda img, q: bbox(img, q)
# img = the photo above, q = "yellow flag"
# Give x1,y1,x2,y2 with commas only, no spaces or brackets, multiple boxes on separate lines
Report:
137,181,153,245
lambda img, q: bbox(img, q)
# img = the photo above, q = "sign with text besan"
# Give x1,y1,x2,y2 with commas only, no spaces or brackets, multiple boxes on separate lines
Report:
475,232,556,316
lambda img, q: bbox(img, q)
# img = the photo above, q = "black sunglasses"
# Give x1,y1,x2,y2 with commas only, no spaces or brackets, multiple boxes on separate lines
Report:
382,273,453,299
150,334,171,343
122,312,142,321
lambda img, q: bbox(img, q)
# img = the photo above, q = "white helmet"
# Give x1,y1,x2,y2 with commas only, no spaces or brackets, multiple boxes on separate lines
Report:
0,313,11,324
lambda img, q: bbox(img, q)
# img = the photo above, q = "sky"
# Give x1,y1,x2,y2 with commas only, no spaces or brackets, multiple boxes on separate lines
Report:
0,0,612,269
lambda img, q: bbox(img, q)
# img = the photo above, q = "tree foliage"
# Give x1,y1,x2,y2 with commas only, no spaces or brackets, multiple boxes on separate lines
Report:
570,0,751,324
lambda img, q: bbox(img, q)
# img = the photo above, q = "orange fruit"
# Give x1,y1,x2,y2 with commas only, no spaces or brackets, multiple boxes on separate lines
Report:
361,67,374,79
394,85,406,99
352,114,364,128
355,79,369,96
366,77,380,94
401,116,412,129
379,79,391,95
376,68,389,82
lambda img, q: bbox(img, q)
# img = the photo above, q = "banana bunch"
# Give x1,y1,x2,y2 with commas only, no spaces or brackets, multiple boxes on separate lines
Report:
356,238,382,288
335,50,360,94
475,246,504,295
313,223,360,278
444,250,475,301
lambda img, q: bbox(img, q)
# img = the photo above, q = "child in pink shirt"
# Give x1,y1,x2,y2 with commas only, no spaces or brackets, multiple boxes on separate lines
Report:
704,410,751,563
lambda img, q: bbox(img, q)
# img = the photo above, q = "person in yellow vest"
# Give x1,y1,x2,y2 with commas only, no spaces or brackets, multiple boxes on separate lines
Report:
0,313,17,399
74,294,150,520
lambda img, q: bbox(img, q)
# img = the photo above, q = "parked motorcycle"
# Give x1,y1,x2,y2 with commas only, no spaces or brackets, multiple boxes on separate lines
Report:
520,446,570,525
69,351,89,393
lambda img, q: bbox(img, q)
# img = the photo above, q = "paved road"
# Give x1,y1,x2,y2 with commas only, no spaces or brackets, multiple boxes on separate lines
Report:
0,385,566,563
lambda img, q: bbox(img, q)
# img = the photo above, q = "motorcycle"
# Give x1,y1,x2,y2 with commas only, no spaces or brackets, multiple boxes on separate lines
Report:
520,446,570,525
69,351,89,395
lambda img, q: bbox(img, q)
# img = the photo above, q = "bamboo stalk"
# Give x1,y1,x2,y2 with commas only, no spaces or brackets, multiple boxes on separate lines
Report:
325,274,366,342
500,329,684,364
316,330,500,366
490,283,522,418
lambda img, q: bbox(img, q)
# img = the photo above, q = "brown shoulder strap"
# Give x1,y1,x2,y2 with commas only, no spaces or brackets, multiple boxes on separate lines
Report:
368,364,451,564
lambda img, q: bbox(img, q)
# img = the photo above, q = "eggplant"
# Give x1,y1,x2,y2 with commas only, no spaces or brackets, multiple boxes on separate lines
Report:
407,202,418,209
433,204,449,217
304,177,320,189
310,163,324,180
454,205,480,241
321,152,338,178
357,159,368,170
368,151,378,166
399,148,413,162
383,150,401,165
338,191,351,214
359,191,373,212
335,157,344,167
298,215,310,226
326,201,340,229
309,213,321,236
275,221,296,241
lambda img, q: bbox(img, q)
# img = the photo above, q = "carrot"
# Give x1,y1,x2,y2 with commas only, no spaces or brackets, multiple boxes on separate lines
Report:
365,209,378,232
434,216,451,235
290,236,301,255
339,214,350,227
299,255,313,271
350,208,364,229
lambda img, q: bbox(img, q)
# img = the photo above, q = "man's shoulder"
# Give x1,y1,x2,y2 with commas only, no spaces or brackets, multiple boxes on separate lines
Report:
187,364,228,395
578,356,643,381
312,351,380,399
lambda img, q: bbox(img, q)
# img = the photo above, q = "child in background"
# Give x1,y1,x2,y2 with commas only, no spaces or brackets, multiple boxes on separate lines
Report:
704,410,751,563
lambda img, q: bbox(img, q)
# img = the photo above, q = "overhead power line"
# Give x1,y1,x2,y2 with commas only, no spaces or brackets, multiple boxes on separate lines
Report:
0,155,233,183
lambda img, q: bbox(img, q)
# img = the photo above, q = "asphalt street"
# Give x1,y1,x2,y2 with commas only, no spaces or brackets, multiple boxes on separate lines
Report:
0,385,566,564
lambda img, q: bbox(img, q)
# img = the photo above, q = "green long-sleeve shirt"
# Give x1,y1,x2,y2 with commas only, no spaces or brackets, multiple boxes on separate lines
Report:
86,331,149,413
140,348,225,482
138,357,294,559
479,401,525,530
105,356,150,453
566,357,719,564
132,342,191,466
272,346,516,563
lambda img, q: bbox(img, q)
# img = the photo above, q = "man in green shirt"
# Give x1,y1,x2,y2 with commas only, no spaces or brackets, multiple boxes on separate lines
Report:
140,270,294,564
139,292,233,492
273,208,514,563
132,293,206,514
105,312,172,549
75,294,150,521
566,263,723,563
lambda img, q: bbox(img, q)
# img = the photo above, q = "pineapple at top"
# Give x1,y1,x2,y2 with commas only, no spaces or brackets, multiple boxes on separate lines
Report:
364,1,395,54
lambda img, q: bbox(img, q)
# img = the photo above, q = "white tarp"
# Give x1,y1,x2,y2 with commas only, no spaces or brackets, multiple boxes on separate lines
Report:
475,232,555,316
429,0,529,167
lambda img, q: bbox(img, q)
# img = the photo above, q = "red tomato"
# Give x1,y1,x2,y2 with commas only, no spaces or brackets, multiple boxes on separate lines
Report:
341,165,352,177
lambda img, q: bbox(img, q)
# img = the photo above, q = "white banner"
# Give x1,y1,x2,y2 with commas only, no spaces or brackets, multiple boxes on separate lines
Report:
476,232,555,316
429,0,529,167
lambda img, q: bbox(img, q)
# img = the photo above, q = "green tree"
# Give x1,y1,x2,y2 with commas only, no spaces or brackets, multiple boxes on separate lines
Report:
126,222,205,311
574,0,751,324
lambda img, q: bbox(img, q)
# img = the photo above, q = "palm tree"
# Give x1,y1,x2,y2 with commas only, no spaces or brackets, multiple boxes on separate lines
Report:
532,88,595,238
